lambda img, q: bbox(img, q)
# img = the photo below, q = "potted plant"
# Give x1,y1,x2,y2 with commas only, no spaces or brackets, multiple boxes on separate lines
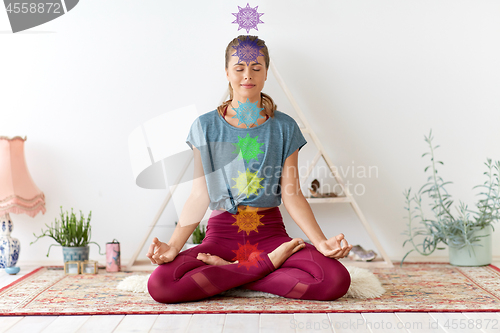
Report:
401,130,499,266
31,206,103,262
185,224,206,249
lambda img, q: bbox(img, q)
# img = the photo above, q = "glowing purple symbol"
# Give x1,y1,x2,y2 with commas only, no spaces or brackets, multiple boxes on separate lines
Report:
232,3,264,33
232,37,265,66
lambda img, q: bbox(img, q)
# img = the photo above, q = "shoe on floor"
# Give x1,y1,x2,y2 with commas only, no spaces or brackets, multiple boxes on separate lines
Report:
348,245,377,262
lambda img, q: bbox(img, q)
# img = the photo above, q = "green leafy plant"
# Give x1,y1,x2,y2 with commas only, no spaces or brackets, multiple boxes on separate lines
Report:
30,206,104,257
401,129,500,266
191,224,206,244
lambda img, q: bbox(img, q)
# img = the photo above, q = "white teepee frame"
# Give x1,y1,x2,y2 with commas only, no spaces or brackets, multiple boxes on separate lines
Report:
127,59,393,270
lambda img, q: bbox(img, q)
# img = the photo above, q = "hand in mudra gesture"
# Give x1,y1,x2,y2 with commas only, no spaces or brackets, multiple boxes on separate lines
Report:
316,233,353,259
146,237,180,265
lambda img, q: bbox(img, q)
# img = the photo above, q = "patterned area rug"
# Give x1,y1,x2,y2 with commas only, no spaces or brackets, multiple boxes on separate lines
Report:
1,263,499,315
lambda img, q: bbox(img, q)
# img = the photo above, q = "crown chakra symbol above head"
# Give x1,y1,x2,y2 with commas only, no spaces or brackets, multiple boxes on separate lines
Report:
232,3,264,33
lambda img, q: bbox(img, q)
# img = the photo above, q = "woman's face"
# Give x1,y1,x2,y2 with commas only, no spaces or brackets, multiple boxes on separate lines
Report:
225,50,268,102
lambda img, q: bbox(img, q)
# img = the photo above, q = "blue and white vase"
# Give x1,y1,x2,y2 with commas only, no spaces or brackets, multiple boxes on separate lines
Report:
0,213,20,269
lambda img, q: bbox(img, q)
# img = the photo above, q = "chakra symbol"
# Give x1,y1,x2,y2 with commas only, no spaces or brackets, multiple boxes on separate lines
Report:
232,133,265,163
231,240,265,270
231,98,265,128
231,206,265,235
232,3,264,33
231,37,265,66
232,168,264,198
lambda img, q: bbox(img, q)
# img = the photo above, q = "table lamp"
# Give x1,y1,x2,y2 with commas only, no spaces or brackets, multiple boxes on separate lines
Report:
0,136,46,275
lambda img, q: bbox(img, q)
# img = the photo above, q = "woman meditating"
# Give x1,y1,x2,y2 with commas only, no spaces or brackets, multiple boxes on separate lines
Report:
147,35,352,303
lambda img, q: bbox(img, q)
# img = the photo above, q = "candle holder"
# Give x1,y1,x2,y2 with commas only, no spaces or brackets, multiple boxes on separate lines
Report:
64,261,81,275
81,260,98,274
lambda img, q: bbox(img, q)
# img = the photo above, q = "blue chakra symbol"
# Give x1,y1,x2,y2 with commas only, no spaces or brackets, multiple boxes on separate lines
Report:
232,37,265,66
232,3,264,33
232,98,265,128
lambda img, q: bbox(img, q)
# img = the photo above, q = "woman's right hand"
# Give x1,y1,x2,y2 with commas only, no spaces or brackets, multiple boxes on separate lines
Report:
146,237,180,265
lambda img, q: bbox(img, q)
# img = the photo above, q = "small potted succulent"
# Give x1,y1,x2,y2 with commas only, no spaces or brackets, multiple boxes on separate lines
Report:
401,130,499,266
31,206,103,262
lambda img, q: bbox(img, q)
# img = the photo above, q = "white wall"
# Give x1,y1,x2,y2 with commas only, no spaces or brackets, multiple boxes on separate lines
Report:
1,0,499,266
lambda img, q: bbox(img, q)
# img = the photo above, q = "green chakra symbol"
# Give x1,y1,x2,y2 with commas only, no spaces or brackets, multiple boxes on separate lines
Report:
231,168,264,198
232,133,265,163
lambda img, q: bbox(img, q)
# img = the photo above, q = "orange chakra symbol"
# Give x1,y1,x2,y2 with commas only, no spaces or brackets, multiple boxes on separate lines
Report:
231,240,265,270
231,206,265,235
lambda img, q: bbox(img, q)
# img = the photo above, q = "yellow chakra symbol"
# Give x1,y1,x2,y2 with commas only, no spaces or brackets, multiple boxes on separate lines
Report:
231,206,265,235
231,168,264,198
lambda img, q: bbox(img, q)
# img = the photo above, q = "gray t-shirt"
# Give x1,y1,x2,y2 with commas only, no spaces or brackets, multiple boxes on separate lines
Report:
186,109,307,214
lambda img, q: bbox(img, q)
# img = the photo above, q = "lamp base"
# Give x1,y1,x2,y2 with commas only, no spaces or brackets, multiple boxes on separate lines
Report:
1,213,21,271
5,266,20,275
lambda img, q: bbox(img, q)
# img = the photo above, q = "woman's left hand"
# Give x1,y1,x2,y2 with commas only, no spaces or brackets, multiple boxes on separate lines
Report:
316,233,353,259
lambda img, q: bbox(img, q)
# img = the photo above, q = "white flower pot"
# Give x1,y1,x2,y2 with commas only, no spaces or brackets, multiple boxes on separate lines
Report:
449,225,492,266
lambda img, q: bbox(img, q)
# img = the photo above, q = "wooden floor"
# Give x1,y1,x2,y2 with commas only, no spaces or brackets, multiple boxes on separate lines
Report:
1,264,500,333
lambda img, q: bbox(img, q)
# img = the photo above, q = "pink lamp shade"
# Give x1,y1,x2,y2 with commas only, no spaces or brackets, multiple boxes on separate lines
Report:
0,136,45,217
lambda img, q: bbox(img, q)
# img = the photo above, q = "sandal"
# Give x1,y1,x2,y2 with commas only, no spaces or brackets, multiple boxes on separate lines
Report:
348,245,377,262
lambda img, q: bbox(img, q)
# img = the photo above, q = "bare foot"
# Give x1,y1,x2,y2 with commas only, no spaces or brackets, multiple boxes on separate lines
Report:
197,253,239,266
268,238,306,269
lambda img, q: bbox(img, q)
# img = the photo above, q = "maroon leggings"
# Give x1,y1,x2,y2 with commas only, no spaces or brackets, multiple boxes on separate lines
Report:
147,207,351,303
